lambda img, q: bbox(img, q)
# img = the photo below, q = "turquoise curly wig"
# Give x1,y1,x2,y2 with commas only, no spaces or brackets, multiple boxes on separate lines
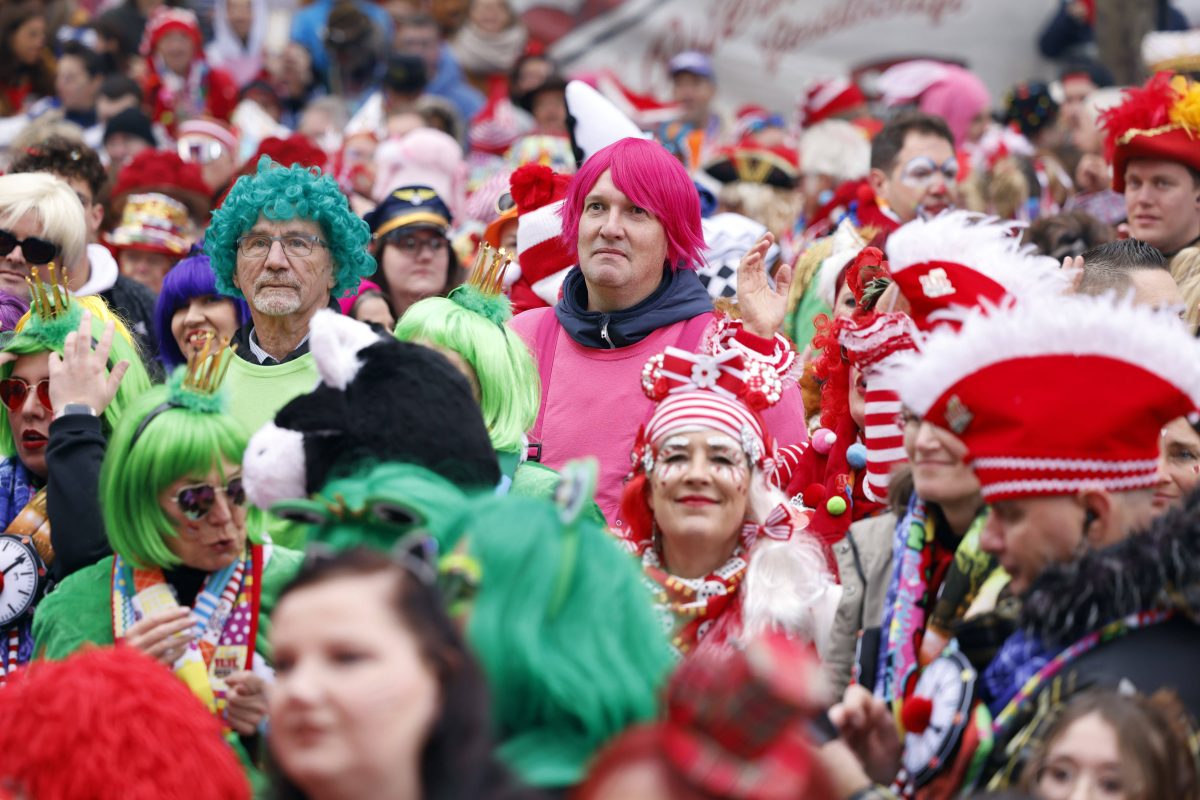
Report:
205,157,375,299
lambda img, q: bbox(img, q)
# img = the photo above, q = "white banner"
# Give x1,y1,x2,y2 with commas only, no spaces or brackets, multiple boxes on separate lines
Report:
527,0,1060,114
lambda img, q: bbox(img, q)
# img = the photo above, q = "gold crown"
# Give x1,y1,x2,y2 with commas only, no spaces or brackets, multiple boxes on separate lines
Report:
25,263,70,320
466,242,512,296
182,334,237,395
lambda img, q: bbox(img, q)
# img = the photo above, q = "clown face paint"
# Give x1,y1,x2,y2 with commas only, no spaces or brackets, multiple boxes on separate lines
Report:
649,430,751,576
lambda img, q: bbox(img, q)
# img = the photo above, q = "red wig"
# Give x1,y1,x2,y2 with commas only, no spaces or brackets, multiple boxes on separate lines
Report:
0,646,250,799
560,138,707,271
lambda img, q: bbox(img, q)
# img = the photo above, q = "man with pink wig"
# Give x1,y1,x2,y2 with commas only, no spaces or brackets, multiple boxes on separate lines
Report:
510,137,806,524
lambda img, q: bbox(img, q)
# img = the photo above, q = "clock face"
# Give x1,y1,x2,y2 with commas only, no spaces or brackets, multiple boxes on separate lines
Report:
0,535,43,627
902,651,977,786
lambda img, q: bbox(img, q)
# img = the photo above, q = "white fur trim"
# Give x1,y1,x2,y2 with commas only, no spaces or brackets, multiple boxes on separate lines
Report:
893,293,1200,416
798,120,870,182
886,211,1066,300
309,309,385,390
565,80,647,164
531,267,571,306
243,422,308,510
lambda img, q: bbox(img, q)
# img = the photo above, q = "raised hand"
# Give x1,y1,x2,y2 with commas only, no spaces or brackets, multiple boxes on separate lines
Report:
47,311,131,415
736,232,792,339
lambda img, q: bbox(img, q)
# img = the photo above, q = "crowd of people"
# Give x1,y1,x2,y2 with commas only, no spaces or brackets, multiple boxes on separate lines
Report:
1,0,1200,798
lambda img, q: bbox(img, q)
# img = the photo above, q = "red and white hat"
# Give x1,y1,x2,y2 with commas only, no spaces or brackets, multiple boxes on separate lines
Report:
634,346,787,476
895,294,1200,502
510,163,574,307
140,7,203,57
886,211,1066,332
797,76,866,129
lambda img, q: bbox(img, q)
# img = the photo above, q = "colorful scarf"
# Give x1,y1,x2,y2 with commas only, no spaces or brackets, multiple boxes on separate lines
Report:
876,496,990,709
111,546,263,719
642,545,749,656
0,461,42,683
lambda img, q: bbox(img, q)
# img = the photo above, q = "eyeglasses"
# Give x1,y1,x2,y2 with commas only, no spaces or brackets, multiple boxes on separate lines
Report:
178,136,226,165
898,156,959,189
385,233,448,255
175,476,247,521
0,228,59,266
236,234,328,259
0,378,51,413
495,191,516,214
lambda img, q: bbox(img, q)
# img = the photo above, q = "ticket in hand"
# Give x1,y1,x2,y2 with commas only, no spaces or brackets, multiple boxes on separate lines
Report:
132,584,193,642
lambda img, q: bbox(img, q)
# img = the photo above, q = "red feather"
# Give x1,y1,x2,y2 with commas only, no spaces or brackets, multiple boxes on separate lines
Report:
1100,71,1180,161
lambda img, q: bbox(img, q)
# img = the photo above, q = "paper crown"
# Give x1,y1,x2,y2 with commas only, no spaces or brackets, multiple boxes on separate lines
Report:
25,263,70,322
1100,72,1200,192
447,243,514,325
108,192,191,256
885,211,1064,332
894,294,1200,502
180,334,236,397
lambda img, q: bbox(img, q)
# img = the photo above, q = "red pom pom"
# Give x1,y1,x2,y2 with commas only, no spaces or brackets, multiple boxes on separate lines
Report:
855,182,875,205
652,376,669,399
744,390,769,411
901,695,934,734
802,483,827,508
510,163,557,212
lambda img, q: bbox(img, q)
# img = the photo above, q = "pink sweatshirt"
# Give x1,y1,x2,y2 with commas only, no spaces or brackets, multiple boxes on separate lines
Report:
511,307,809,525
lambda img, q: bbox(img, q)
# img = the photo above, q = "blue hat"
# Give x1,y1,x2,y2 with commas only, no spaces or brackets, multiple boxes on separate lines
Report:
364,186,452,240
668,51,715,81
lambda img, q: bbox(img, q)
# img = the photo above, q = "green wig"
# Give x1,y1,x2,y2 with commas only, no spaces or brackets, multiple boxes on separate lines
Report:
444,479,674,788
393,289,540,454
101,367,261,570
272,462,475,552
205,157,375,300
0,294,151,459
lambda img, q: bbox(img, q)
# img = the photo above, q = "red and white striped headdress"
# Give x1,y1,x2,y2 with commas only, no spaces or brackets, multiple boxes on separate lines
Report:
895,294,1200,502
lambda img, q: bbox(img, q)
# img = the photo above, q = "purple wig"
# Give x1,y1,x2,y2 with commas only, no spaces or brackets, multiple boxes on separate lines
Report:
560,138,706,270
154,253,252,369
0,292,29,332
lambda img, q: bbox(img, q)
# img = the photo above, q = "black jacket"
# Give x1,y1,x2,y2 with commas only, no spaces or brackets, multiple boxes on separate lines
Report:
44,414,110,584
99,275,163,382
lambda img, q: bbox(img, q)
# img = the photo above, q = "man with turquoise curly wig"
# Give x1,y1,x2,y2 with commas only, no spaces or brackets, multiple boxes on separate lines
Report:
206,157,375,436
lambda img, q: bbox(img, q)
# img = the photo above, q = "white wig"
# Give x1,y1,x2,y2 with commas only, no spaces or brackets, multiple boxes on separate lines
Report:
0,173,87,273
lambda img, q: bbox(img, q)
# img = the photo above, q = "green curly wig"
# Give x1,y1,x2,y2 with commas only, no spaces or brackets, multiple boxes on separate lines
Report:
205,157,375,300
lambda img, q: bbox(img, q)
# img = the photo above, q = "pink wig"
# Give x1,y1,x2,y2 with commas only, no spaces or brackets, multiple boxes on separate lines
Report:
920,66,991,148
560,138,706,270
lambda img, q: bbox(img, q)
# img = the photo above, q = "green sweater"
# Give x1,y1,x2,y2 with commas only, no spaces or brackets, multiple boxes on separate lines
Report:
224,354,320,549
224,352,319,439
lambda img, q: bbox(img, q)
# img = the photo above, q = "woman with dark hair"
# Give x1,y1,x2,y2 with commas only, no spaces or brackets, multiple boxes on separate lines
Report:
154,249,251,370
267,546,541,800
364,186,464,319
0,2,55,119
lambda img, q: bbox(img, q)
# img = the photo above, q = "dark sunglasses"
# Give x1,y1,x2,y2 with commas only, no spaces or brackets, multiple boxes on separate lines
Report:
0,378,51,413
176,476,247,521
0,228,59,266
